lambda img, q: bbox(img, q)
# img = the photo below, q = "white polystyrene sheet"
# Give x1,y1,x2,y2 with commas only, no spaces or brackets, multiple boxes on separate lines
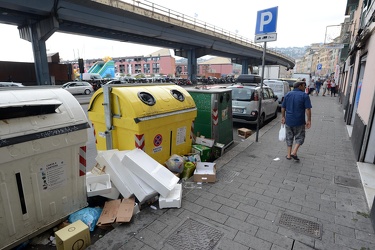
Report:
121,149,179,197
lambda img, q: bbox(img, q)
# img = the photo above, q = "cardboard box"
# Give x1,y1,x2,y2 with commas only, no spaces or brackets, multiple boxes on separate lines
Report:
159,183,182,209
237,128,252,138
193,162,216,183
96,198,135,226
192,144,212,162
212,142,225,160
195,136,215,147
55,220,91,250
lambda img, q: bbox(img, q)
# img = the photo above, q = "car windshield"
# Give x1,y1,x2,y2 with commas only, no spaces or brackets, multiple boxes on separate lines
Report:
267,83,283,92
230,87,254,101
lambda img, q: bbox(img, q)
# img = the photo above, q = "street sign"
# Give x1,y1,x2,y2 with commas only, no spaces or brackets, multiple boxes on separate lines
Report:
255,33,277,43
317,64,322,70
255,6,278,35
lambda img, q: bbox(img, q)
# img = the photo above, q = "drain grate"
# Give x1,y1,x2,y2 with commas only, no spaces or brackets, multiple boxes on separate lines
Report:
277,212,322,239
334,176,362,188
216,169,239,183
165,218,223,250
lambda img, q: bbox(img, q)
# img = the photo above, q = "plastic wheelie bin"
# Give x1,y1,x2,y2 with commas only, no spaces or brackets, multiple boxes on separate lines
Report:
187,87,233,147
88,83,197,164
0,87,90,250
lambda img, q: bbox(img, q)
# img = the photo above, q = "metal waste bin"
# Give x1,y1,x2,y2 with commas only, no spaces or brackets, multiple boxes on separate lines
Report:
187,87,233,147
0,87,90,250
88,83,197,164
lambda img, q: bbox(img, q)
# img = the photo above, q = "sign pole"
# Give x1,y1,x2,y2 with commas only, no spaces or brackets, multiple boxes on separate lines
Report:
256,41,267,142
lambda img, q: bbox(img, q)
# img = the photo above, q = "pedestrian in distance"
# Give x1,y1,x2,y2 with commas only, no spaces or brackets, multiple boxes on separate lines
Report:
308,79,315,95
281,81,312,162
322,78,328,96
327,79,332,95
331,79,337,97
315,78,322,96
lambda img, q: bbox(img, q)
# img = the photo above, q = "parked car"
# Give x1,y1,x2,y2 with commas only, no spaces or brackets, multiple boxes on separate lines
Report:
62,81,93,95
278,78,298,89
263,79,290,110
227,74,278,127
0,82,25,87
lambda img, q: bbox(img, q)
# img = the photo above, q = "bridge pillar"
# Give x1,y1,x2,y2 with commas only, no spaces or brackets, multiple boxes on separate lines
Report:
19,17,59,85
187,49,197,84
241,59,250,74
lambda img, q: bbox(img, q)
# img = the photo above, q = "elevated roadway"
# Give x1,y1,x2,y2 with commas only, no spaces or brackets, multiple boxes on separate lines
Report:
0,0,295,84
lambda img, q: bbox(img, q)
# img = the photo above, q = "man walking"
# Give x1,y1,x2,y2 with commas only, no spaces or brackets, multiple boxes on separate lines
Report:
281,81,312,161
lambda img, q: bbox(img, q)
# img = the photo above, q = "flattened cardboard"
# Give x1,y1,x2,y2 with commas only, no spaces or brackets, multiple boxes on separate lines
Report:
97,199,120,226
193,162,216,183
116,198,135,223
96,198,135,226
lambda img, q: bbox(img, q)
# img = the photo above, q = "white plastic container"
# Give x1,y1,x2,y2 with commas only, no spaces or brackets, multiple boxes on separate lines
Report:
159,183,182,209
0,87,89,250
111,151,158,203
121,149,179,197
86,173,112,197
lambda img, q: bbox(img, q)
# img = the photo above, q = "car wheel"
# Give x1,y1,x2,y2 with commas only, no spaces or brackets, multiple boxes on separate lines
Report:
273,109,278,119
259,114,265,128
84,89,91,95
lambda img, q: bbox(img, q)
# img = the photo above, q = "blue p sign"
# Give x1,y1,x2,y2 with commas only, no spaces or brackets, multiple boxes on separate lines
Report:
255,6,278,35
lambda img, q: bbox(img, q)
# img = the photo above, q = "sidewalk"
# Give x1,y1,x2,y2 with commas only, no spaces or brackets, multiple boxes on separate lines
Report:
89,94,375,250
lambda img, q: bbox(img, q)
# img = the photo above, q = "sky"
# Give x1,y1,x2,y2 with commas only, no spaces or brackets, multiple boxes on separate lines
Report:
0,0,347,62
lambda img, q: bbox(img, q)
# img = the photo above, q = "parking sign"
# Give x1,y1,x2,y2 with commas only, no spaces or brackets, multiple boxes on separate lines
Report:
255,6,278,35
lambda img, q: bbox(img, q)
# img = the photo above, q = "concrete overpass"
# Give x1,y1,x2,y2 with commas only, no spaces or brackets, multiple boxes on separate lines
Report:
0,0,295,84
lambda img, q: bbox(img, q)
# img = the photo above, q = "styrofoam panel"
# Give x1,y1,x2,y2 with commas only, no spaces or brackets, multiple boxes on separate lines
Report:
159,183,182,209
110,151,158,203
121,149,179,197
95,150,133,198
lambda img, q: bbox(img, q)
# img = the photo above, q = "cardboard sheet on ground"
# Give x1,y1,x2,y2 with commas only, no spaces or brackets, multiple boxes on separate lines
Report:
97,198,135,226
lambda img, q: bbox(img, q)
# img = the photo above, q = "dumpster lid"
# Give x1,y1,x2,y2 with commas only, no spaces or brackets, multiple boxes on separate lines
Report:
0,99,62,109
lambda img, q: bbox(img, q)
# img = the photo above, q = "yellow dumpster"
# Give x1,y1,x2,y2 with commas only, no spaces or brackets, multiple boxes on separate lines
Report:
88,83,197,164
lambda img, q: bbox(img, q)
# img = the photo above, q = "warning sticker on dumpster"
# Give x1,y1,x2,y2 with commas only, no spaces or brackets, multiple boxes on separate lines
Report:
153,134,163,147
38,159,67,191
176,126,187,145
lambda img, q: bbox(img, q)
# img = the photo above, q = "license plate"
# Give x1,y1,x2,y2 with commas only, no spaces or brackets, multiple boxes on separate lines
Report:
233,108,244,113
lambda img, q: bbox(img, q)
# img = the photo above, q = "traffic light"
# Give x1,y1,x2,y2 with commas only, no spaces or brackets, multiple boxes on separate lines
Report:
78,58,84,73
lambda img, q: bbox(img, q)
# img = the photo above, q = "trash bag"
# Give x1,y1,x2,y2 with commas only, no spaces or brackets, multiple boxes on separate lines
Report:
68,207,102,231
279,124,286,142
165,154,184,173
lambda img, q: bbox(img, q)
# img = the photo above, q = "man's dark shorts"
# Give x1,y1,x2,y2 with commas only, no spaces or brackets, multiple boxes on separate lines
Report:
285,124,306,146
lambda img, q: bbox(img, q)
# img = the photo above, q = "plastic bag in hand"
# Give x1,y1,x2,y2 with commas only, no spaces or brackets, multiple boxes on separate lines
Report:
279,124,286,142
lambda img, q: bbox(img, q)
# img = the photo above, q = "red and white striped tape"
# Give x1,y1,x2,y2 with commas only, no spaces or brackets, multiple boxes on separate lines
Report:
135,134,145,150
212,108,218,125
79,146,86,176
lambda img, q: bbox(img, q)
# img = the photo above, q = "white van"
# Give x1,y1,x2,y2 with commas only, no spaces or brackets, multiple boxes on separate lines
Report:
264,79,290,110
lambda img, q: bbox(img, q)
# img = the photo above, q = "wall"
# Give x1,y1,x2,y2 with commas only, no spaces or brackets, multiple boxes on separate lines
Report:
357,35,375,123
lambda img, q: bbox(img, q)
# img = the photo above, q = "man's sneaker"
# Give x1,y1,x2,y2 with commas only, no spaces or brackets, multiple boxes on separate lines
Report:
291,155,300,162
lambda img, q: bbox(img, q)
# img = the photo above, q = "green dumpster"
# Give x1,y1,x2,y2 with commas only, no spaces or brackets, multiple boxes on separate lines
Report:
187,87,233,147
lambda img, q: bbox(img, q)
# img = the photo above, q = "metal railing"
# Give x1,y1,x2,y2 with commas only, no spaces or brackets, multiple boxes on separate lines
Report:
95,0,294,63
